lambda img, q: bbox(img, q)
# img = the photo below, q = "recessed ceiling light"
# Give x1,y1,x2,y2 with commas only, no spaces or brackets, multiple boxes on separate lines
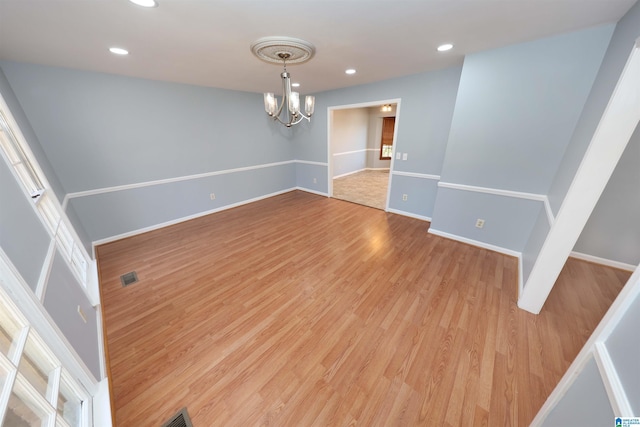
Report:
129,0,158,7
437,43,454,52
292,83,300,88
109,47,129,55
345,69,356,75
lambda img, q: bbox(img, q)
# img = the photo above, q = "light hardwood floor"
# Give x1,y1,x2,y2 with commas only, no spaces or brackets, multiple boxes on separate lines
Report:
96,191,630,426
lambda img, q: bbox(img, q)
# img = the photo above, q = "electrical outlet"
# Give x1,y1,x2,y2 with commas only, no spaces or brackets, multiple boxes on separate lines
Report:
475,218,485,229
313,178,317,184
396,152,402,160
210,193,216,200
402,153,408,161
402,194,408,201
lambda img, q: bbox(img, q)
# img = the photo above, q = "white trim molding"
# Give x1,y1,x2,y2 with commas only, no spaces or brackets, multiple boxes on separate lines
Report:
295,159,328,167
437,181,555,226
570,251,637,272
0,248,99,394
519,40,640,315
332,148,379,157
65,160,297,201
393,171,440,180
328,98,402,111
438,181,547,202
296,187,329,197
386,208,431,222
333,168,366,179
92,188,297,247
530,266,640,425
593,342,632,416
63,159,328,210
427,228,522,258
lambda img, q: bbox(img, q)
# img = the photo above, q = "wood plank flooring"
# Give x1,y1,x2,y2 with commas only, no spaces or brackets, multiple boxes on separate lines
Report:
96,191,630,426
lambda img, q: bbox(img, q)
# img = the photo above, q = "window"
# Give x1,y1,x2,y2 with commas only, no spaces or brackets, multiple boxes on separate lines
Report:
0,112,44,200
0,289,89,426
379,116,395,160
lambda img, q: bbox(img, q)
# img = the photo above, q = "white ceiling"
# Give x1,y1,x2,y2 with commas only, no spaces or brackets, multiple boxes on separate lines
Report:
0,0,636,95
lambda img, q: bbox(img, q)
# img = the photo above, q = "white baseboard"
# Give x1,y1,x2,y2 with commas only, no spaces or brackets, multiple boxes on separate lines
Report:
427,228,522,258
570,251,636,272
296,187,329,197
365,167,390,171
427,228,523,295
92,188,296,248
385,208,431,222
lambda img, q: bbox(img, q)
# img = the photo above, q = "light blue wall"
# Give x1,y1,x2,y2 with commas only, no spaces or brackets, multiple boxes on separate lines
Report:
331,108,369,178
44,251,101,379
606,291,640,415
431,24,614,253
69,163,295,242
574,126,640,265
528,1,640,271
439,24,614,193
294,66,462,219
0,123,100,380
296,162,328,195
431,188,542,251
0,67,66,203
548,2,640,214
522,208,551,283
0,61,294,193
0,156,50,292
1,61,300,244
387,175,438,219
541,357,614,426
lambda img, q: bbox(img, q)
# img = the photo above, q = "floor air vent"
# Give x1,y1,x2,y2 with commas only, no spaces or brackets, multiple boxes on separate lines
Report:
161,407,193,427
120,271,139,287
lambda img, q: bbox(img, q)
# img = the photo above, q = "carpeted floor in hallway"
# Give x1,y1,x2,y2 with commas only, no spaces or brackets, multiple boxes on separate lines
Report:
332,169,389,210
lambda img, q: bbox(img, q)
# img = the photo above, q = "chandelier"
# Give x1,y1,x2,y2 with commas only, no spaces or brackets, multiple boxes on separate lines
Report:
251,37,316,128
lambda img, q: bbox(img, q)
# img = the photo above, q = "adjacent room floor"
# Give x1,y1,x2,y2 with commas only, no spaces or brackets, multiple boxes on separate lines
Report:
96,191,630,426
332,169,389,210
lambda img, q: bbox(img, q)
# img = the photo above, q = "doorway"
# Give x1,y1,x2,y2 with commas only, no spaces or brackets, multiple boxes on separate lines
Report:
328,100,400,210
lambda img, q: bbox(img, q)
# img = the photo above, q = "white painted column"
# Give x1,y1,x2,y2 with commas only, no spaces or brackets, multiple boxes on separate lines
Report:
519,39,640,314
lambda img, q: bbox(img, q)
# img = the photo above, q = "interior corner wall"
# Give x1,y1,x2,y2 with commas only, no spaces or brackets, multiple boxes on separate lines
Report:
0,61,297,244
573,123,640,265
548,1,640,215
430,24,614,253
526,1,640,274
293,66,462,219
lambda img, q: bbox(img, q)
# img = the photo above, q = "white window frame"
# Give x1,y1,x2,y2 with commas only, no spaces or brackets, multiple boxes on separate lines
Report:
0,285,91,427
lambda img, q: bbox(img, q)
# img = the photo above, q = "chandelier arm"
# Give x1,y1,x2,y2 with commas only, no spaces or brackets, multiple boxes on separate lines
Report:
290,113,311,126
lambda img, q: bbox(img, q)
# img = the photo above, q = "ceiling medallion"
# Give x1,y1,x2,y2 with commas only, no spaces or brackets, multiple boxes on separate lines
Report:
251,37,316,128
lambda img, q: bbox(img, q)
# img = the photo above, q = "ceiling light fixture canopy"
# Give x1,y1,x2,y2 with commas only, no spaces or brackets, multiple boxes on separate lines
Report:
129,0,158,7
251,37,316,128
109,47,129,55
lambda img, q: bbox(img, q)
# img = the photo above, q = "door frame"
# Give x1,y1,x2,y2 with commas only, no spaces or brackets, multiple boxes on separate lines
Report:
327,98,401,211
